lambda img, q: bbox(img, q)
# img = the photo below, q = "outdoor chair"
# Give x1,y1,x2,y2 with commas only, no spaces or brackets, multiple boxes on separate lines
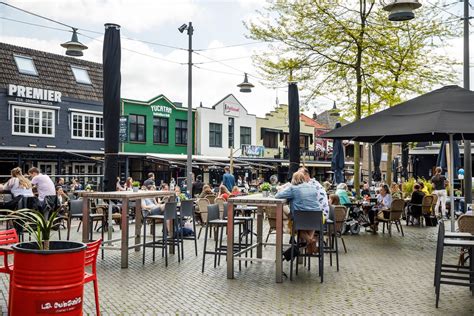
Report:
142,202,181,267
67,199,105,242
178,200,198,258
196,198,210,239
290,210,324,282
407,194,433,226
378,198,405,237
84,239,102,316
326,205,347,272
204,194,216,204
264,207,277,246
215,197,226,219
0,229,19,310
457,214,474,266
434,220,474,307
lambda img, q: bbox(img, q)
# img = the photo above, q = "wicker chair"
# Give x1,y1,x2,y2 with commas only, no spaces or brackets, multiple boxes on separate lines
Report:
378,198,405,237
333,206,348,253
214,197,226,219
204,195,216,205
264,207,277,246
458,214,474,266
420,194,435,227
196,198,210,239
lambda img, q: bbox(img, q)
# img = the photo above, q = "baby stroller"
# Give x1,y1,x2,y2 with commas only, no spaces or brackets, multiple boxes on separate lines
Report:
341,203,370,235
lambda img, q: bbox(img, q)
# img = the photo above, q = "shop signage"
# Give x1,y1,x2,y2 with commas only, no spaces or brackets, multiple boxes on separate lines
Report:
223,102,240,117
242,145,265,157
8,84,62,103
119,116,128,142
151,105,172,117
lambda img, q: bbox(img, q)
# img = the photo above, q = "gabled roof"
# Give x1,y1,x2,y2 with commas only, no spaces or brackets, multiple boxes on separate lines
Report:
211,93,253,115
0,42,103,102
316,110,349,128
300,113,326,129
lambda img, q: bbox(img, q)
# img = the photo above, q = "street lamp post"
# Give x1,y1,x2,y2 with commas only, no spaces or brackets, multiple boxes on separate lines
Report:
463,0,472,212
179,22,194,197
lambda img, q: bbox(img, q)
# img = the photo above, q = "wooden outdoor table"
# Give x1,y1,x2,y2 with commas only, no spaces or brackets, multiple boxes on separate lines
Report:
78,190,175,268
227,194,287,283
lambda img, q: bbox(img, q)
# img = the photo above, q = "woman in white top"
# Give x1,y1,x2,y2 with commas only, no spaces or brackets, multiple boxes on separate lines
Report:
3,167,34,198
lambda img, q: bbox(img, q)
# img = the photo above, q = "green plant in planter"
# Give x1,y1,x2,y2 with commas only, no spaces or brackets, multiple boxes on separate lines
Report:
260,182,272,192
401,177,415,198
0,209,60,250
132,181,141,187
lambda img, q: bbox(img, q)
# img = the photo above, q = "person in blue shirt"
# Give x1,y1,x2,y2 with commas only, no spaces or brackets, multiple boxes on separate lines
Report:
222,166,235,192
336,183,352,205
275,171,321,254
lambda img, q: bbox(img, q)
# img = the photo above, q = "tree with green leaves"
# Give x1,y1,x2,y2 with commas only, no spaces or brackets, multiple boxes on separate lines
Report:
246,0,457,191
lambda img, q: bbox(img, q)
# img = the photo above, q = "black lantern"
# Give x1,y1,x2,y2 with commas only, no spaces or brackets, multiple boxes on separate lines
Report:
329,101,340,117
61,28,88,57
383,0,422,22
237,73,254,93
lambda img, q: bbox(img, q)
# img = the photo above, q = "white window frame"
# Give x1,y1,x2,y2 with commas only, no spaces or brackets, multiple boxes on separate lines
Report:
71,65,92,85
11,105,55,138
13,54,38,76
70,112,104,140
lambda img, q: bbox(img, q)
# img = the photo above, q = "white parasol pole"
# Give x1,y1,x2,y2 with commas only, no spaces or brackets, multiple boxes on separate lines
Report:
448,134,455,231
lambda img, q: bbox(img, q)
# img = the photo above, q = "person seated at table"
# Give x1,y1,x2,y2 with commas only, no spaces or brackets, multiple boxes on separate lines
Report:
198,184,213,198
275,171,322,253
407,183,425,225
418,181,430,196
141,186,165,215
336,183,351,206
230,186,241,197
218,185,230,201
124,177,133,191
3,167,34,198
329,194,340,206
69,178,82,191
174,186,189,202
391,183,402,199
368,184,392,232
116,177,125,191
361,182,370,197
56,186,69,213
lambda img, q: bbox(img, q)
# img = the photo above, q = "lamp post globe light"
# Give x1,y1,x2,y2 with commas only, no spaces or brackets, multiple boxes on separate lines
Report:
237,73,254,93
382,0,422,21
61,28,88,57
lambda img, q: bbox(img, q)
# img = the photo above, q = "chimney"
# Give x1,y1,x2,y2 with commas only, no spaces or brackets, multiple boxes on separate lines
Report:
312,111,317,120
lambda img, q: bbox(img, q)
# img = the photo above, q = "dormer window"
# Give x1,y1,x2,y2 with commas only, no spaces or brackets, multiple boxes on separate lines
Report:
71,66,92,85
14,55,38,76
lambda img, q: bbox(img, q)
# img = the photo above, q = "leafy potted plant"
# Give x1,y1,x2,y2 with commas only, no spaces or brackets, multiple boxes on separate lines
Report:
260,182,272,197
1,208,87,315
132,181,141,192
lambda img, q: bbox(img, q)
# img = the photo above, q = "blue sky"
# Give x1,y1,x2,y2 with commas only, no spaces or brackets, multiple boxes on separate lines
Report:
0,0,470,118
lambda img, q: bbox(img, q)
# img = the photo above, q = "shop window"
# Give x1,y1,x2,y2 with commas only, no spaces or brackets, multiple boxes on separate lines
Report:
263,131,278,149
12,105,54,137
71,66,92,85
14,55,38,76
209,123,222,147
300,135,309,150
228,117,234,148
175,119,187,145
129,114,146,142
71,113,104,140
240,126,251,146
153,117,168,144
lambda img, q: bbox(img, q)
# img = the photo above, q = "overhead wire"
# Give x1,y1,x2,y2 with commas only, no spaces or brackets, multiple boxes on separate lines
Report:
195,41,271,51
0,16,70,33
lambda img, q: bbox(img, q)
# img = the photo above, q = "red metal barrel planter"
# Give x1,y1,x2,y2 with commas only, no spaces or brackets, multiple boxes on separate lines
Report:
10,241,86,316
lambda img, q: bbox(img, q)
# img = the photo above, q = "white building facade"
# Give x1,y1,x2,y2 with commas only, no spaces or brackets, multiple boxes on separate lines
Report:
196,94,257,157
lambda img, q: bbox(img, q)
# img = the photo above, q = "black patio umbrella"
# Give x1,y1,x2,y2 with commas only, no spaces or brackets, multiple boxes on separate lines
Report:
103,24,121,192
401,142,409,180
372,143,382,182
288,82,300,180
436,141,461,173
331,122,344,184
322,85,474,230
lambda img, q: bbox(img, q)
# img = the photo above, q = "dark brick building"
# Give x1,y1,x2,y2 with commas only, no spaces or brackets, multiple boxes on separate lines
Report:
0,42,104,187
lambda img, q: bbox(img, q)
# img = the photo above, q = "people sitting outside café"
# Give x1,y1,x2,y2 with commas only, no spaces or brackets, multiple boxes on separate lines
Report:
329,194,340,206
116,177,125,191
124,177,133,191
69,178,82,191
199,184,214,198
56,177,67,190
298,167,329,217
418,181,430,196
56,186,69,213
336,183,351,206
3,167,34,198
431,167,447,218
407,183,425,225
275,171,322,254
192,175,203,197
175,186,189,202
141,185,165,215
218,185,230,201
368,184,392,232
361,182,370,197
143,172,155,187
231,186,241,197
391,183,402,199
28,167,55,205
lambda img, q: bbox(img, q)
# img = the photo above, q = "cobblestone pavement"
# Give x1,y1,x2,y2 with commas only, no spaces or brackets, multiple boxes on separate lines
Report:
1,219,473,315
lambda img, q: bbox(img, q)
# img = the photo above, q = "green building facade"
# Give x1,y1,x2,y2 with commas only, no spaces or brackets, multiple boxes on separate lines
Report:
121,95,195,155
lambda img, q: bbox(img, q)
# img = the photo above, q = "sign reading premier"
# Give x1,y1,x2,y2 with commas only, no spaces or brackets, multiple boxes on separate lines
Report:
8,84,62,102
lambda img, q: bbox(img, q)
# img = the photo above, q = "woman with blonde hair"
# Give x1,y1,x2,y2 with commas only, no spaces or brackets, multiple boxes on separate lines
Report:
390,183,402,199
199,184,214,198
3,167,34,197
218,184,230,201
